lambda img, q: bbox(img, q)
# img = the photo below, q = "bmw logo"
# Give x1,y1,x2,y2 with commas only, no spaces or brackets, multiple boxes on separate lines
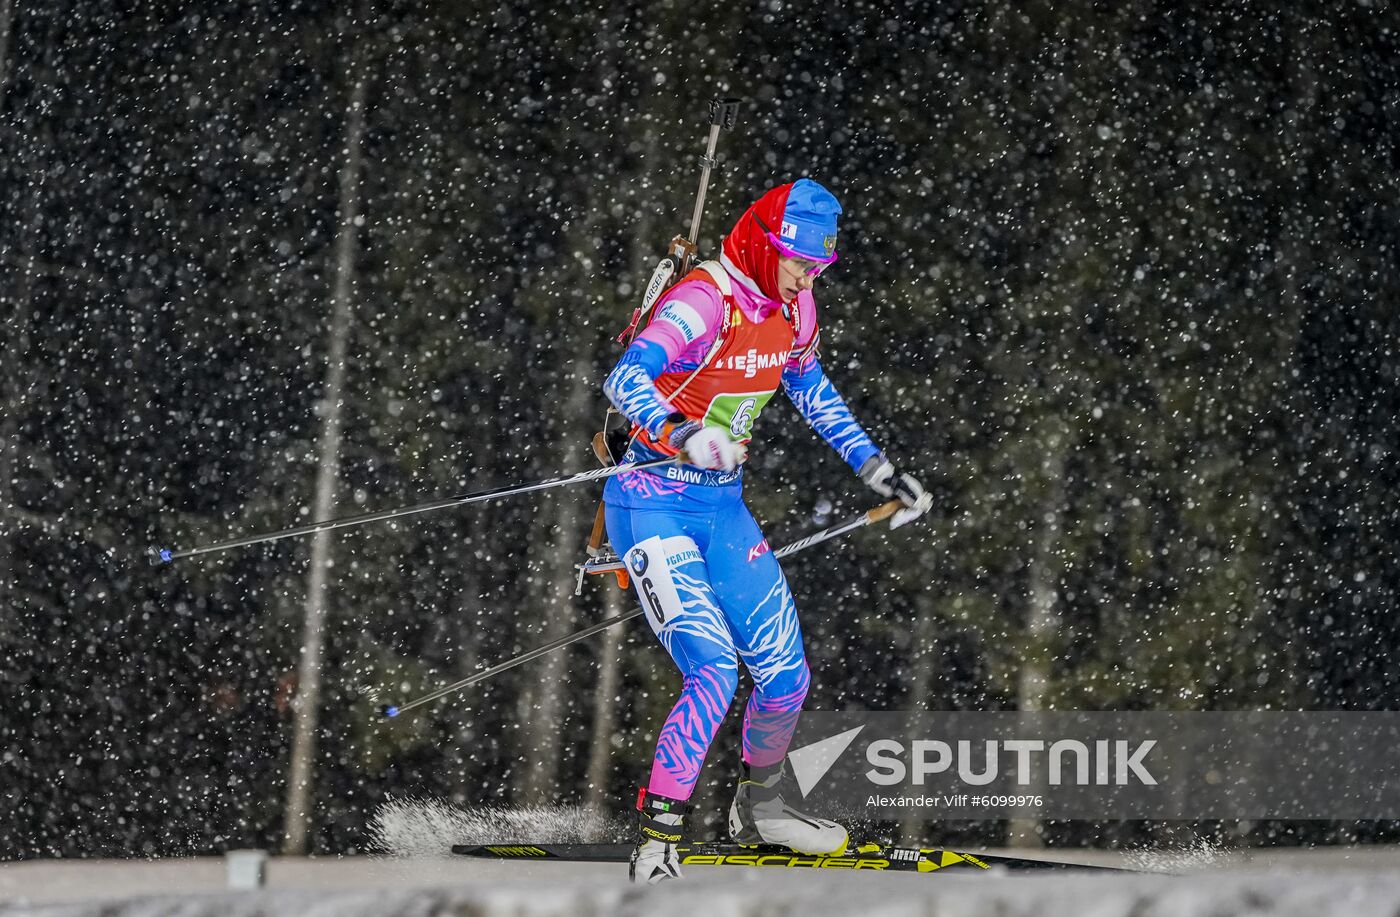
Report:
628,548,649,576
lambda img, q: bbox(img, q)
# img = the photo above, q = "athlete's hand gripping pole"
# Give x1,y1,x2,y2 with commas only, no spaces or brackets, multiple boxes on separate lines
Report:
672,424,747,472
380,500,901,719
859,455,934,529
149,457,677,566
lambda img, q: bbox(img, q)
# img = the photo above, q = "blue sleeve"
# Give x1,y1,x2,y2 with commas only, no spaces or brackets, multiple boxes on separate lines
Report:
603,339,675,436
782,357,881,473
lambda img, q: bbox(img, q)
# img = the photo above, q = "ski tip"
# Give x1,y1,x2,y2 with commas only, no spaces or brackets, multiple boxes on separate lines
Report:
148,547,174,566
381,705,399,718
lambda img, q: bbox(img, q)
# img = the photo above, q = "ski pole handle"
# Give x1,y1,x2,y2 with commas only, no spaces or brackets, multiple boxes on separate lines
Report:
867,500,902,524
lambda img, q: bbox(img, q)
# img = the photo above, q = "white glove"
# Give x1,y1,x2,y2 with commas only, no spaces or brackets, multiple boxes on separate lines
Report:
860,455,933,530
680,426,747,472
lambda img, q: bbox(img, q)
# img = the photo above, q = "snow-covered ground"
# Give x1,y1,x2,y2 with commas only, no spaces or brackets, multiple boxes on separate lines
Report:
8,803,1400,915
7,851,1400,916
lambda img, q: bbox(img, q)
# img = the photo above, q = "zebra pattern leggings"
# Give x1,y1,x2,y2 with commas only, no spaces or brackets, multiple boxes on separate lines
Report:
606,499,811,801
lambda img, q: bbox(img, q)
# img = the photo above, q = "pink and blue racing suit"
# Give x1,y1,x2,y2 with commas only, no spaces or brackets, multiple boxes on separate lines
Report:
601,254,881,802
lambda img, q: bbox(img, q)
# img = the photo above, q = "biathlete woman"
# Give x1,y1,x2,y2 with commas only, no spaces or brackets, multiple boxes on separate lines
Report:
601,179,931,883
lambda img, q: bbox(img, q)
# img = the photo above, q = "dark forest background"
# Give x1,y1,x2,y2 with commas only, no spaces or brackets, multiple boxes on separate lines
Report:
2,0,1397,858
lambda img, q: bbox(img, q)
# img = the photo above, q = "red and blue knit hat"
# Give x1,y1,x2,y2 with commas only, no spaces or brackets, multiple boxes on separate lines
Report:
769,178,841,262
722,179,841,300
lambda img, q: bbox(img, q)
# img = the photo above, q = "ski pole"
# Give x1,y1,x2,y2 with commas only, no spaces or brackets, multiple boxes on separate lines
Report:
581,498,901,582
380,500,901,718
379,609,638,719
150,456,676,566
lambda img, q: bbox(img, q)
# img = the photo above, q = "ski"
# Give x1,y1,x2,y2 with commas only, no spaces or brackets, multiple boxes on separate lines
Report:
452,841,1111,873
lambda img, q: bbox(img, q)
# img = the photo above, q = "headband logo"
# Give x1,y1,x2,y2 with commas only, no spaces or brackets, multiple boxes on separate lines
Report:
823,235,837,255
780,221,799,239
